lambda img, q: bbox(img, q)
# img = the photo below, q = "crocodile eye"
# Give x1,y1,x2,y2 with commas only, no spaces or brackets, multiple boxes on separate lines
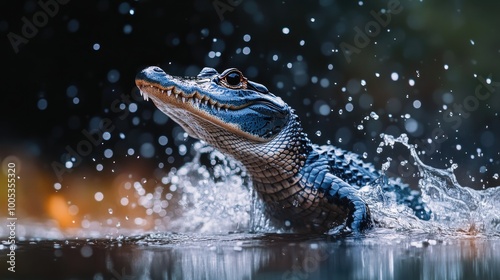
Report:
226,72,241,86
219,68,247,89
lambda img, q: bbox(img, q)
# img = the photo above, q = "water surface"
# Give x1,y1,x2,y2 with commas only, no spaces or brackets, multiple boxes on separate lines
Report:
3,231,500,279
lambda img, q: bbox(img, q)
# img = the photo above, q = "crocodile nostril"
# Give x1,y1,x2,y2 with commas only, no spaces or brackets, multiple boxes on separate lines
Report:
152,67,163,72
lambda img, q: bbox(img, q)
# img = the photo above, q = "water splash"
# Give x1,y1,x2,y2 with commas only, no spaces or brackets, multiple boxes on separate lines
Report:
373,133,500,236
147,136,500,237
158,142,279,233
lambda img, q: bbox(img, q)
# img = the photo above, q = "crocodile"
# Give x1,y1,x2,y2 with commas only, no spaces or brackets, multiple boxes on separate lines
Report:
135,66,430,234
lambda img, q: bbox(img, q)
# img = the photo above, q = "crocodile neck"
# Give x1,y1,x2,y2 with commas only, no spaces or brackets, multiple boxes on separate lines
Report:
197,109,312,188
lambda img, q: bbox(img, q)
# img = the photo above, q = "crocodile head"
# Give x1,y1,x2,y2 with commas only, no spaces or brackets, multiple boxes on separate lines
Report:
135,66,291,144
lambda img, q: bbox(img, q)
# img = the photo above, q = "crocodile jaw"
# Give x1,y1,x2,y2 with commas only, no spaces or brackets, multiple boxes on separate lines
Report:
136,80,270,143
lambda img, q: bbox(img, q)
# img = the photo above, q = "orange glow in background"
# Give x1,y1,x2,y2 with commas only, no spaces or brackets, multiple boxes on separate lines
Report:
0,147,178,237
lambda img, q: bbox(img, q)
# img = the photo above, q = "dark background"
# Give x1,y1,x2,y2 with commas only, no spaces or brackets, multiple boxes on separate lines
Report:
1,0,500,192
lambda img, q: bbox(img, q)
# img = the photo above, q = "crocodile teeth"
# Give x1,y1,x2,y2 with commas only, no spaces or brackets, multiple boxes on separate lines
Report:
182,97,186,103
204,100,208,106
139,90,149,101
167,89,172,96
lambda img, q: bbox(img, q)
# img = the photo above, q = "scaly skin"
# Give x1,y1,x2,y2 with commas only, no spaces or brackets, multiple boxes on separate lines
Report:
135,67,429,234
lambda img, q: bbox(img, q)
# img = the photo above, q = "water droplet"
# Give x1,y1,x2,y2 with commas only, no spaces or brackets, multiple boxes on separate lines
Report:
376,147,383,154
413,100,421,109
96,163,103,171
381,158,392,172
362,152,368,159
104,149,113,158
107,69,120,83
357,125,364,130
123,24,132,34
493,173,499,179
108,208,113,214
315,130,322,136
391,72,399,81
37,98,48,110
370,112,379,120
94,192,104,202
